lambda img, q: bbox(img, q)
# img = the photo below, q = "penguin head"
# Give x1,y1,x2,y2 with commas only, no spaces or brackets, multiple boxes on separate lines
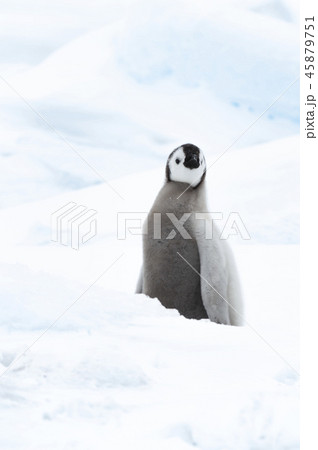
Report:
165,144,206,188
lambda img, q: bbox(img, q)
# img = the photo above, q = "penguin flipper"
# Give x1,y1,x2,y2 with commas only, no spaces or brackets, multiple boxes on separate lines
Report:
195,225,231,325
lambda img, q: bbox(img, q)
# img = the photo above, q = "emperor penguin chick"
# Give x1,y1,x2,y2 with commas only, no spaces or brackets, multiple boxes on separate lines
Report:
136,143,244,326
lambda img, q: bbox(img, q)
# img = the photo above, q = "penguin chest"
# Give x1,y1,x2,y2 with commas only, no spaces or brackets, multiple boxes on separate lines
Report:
143,213,208,319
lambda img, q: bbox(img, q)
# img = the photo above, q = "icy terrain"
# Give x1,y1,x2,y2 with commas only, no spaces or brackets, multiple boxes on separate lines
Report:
0,0,299,207
0,0,299,448
0,245,299,450
0,135,299,448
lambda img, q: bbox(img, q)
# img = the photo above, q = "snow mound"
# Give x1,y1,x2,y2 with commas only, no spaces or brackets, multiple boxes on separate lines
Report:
0,0,299,207
0,245,298,449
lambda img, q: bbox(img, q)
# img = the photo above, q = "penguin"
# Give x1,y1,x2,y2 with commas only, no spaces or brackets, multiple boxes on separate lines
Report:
136,143,244,326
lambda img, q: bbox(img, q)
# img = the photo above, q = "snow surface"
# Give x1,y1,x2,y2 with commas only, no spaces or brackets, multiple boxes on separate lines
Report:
0,135,299,448
0,244,299,450
0,0,299,207
0,0,299,448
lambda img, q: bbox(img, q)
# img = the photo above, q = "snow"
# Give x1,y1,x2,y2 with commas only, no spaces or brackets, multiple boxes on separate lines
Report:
0,0,299,207
0,0,299,448
0,245,298,449
0,135,299,447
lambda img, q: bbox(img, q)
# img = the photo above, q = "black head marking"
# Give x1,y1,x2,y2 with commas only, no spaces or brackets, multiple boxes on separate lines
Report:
182,143,201,158
165,154,172,181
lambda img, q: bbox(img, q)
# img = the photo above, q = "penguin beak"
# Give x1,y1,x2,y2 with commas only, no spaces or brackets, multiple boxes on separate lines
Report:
184,154,200,169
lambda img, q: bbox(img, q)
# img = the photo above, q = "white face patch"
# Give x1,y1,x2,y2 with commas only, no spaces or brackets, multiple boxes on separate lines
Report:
168,146,206,188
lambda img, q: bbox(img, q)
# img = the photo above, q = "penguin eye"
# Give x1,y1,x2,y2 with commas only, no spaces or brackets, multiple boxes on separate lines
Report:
176,158,180,164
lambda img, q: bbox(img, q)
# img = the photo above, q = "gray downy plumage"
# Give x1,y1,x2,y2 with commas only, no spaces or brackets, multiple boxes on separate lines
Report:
136,144,244,326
